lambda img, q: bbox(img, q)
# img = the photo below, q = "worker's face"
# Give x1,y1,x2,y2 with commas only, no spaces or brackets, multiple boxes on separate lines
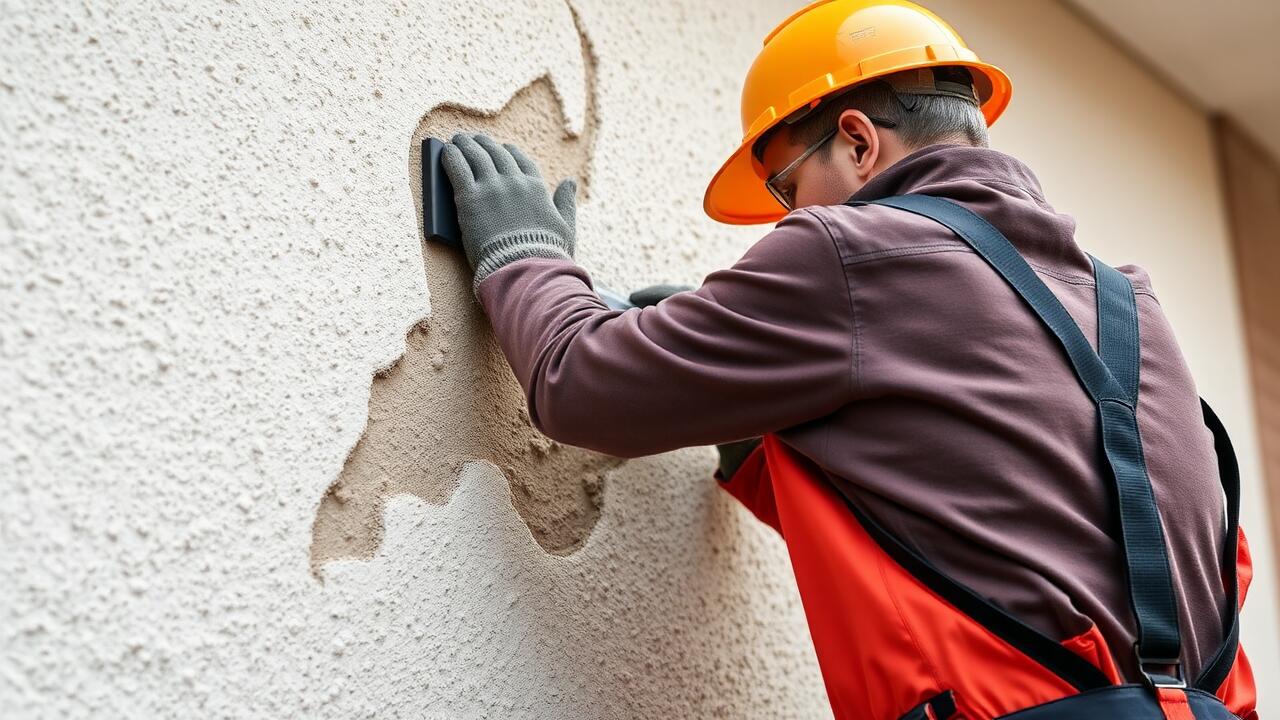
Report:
761,110,895,211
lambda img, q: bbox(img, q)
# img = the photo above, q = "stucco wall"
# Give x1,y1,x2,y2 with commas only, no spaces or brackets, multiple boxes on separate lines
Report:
2,1,1274,718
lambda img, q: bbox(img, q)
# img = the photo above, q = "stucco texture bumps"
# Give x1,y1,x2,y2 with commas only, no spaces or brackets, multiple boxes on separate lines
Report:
0,0,828,717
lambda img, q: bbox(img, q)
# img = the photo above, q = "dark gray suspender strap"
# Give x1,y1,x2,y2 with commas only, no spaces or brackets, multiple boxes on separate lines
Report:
1096,242,1242,690
1194,396,1242,693
847,194,1184,689
1089,257,1183,685
1091,256,1140,403
1094,262,1241,690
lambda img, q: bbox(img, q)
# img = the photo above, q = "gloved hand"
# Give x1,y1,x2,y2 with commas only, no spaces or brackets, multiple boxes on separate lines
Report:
627,283,763,479
628,283,694,308
440,132,578,293
715,437,764,481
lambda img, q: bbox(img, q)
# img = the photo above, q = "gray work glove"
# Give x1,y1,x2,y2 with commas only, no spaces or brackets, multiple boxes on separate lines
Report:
440,132,578,293
628,283,764,480
628,283,694,308
715,437,764,482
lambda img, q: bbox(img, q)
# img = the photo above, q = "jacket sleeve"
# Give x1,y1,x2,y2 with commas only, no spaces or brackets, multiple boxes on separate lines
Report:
474,206,856,458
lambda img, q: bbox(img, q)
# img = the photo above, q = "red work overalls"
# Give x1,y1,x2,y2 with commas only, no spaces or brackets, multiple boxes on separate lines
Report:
718,195,1258,720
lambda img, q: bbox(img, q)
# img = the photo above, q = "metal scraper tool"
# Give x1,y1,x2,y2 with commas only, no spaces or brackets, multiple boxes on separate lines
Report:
421,137,633,310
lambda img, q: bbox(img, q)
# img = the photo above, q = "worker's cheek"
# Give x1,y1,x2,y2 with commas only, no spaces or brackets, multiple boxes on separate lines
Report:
797,174,857,210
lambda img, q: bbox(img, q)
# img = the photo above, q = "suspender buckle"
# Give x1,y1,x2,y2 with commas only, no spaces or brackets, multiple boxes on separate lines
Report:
1135,644,1186,689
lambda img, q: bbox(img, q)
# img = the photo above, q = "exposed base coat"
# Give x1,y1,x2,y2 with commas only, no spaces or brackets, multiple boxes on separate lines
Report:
310,4,614,573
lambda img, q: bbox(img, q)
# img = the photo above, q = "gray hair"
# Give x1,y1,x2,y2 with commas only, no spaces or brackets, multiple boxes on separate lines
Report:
752,67,990,163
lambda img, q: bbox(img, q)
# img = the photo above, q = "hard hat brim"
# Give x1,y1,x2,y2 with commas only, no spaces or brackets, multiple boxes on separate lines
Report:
702,60,1013,225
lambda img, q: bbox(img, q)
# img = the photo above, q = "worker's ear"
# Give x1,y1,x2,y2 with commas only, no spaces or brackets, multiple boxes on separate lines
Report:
837,110,880,182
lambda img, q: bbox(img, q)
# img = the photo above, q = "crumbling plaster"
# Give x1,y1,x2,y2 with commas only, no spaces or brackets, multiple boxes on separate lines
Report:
1,0,828,716
312,7,622,572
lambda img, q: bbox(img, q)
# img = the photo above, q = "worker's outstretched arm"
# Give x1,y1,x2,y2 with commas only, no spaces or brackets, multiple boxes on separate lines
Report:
475,206,855,458
439,131,854,457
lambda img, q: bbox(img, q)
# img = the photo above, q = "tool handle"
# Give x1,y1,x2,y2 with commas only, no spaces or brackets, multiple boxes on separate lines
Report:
421,137,462,248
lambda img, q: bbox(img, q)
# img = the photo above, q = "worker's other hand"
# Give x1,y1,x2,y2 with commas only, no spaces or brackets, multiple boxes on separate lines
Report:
625,283,763,478
441,132,578,294
716,437,763,481
628,283,695,308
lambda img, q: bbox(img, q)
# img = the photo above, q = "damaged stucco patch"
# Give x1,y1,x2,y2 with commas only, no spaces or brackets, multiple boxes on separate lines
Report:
310,5,616,572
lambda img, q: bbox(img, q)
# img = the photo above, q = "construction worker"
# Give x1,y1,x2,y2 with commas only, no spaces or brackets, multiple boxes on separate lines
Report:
439,1,1258,717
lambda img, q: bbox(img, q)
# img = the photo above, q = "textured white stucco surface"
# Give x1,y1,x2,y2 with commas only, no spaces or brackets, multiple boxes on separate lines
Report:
0,1,826,716
3,0,1275,717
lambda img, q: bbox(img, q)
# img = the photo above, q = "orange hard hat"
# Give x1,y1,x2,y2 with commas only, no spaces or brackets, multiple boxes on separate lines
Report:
703,0,1013,225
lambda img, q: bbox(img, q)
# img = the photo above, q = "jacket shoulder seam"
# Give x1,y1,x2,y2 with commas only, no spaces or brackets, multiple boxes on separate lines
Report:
843,243,970,266
803,207,860,398
842,244,1157,299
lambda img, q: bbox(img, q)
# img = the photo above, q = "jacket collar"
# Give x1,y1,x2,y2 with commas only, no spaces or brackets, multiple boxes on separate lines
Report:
844,143,1094,278
847,143,1047,204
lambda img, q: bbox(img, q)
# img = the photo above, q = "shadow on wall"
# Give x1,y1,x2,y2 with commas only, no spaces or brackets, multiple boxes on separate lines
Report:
309,4,621,577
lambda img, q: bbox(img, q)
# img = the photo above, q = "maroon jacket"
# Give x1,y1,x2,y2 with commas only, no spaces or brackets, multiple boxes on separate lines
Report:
475,143,1228,683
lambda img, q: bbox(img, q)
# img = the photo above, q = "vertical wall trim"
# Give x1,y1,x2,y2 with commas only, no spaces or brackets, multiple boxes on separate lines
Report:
1214,115,1280,585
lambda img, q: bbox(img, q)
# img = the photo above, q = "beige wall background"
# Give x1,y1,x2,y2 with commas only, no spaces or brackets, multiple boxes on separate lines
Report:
1,0,1274,716
1217,117,1280,614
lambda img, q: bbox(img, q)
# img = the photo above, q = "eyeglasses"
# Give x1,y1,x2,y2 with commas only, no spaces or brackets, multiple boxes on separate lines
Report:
763,115,899,212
